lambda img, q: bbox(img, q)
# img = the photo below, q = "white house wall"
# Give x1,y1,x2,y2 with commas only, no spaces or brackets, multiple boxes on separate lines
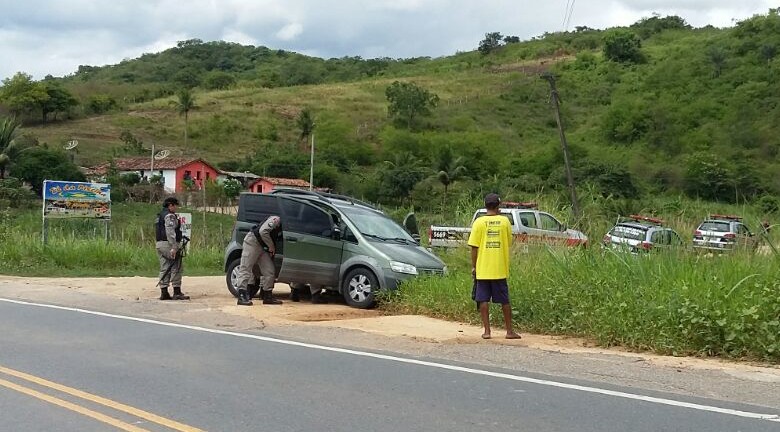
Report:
123,169,177,193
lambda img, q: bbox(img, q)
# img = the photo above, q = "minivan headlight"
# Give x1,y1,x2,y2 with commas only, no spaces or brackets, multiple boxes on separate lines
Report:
390,261,418,275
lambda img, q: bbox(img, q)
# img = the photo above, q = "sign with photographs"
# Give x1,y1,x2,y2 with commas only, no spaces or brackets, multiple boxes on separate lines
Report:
43,180,111,219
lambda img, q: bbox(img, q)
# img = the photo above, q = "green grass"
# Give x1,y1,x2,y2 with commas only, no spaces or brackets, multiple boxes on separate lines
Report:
0,202,231,276
383,247,780,362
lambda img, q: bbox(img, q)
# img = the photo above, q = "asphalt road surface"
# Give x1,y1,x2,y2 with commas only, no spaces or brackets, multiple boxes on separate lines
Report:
1,298,778,432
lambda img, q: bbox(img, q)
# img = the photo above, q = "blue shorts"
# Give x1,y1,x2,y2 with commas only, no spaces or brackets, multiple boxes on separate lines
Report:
474,279,509,304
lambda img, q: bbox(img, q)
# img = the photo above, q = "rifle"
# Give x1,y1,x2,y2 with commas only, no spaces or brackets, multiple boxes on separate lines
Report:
156,236,190,288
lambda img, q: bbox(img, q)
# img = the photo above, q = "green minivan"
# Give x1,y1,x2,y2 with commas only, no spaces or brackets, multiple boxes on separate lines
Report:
223,189,446,308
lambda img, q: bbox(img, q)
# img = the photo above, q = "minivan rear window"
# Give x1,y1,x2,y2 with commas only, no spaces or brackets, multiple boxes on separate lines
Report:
699,221,730,232
239,194,281,223
609,225,647,241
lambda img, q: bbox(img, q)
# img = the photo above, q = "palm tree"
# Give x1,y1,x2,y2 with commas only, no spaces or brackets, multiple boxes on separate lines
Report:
172,89,196,149
296,109,315,142
435,146,467,200
0,117,22,179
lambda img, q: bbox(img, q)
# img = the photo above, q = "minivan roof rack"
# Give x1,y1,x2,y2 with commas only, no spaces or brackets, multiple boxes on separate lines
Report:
269,188,379,210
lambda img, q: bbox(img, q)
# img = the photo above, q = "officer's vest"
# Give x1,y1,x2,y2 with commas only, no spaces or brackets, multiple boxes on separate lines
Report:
251,222,281,251
155,208,182,242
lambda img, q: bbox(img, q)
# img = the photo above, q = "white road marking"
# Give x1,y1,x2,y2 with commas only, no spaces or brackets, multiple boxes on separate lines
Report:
1,297,778,423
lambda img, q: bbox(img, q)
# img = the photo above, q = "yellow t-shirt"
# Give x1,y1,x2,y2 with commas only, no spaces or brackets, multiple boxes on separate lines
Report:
467,214,512,280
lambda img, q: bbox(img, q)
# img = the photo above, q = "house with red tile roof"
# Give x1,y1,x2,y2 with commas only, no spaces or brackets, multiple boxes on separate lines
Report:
86,157,220,193
247,177,311,193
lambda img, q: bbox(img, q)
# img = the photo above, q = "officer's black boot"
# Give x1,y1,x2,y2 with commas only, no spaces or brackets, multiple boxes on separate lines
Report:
289,287,301,302
311,292,328,304
159,288,172,301
237,289,253,306
261,290,283,305
172,287,190,300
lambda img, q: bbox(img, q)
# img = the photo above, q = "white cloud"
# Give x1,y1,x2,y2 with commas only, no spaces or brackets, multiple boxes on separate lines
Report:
276,22,303,41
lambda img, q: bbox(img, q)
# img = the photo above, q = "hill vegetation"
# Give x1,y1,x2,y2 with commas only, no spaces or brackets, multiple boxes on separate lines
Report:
2,10,780,219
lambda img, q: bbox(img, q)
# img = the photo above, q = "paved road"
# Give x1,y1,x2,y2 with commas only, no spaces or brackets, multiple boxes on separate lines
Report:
1,299,778,432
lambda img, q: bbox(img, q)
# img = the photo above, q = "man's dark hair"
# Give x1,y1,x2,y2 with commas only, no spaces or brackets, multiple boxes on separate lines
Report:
484,193,501,210
163,197,180,208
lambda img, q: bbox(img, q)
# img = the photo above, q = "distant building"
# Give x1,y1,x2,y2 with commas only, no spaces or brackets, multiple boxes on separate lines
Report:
247,177,311,193
86,157,220,193
217,170,260,187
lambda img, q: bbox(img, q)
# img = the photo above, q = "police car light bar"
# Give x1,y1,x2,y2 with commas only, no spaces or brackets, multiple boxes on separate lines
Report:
503,201,538,209
709,214,742,221
627,214,665,225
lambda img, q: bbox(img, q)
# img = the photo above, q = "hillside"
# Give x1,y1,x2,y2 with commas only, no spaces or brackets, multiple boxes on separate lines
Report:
10,10,780,212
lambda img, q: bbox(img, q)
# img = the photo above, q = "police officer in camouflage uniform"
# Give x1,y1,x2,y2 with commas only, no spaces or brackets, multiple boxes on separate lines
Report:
236,215,283,306
155,197,189,301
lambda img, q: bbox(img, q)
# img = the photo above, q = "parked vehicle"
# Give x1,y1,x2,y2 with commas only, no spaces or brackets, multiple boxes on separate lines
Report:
602,215,683,253
429,202,588,248
223,189,446,309
692,214,757,252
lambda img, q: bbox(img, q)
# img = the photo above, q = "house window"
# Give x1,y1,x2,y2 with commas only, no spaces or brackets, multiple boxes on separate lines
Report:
184,170,192,180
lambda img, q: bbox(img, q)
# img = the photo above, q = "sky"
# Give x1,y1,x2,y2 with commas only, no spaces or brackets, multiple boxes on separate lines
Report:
0,0,776,81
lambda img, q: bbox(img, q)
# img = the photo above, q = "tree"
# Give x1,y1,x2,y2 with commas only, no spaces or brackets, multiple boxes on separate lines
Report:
434,146,467,199
707,46,727,77
223,178,242,200
38,82,78,122
603,29,644,63
503,35,520,44
10,147,85,195
0,72,48,117
385,81,439,129
203,71,236,90
172,89,196,148
478,32,504,55
0,117,22,179
296,108,315,142
380,152,429,201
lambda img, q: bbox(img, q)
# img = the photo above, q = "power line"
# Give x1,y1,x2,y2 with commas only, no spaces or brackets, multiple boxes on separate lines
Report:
563,0,577,31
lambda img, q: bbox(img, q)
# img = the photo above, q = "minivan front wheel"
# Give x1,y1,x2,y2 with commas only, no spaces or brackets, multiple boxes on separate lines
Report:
342,268,378,309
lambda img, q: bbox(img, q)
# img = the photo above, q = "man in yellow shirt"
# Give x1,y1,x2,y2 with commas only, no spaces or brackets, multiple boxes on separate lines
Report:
468,193,521,340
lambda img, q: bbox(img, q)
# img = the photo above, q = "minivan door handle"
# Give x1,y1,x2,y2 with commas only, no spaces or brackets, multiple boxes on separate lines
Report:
286,236,299,242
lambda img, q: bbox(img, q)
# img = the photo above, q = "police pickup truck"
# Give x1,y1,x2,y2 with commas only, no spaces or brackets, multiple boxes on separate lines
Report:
428,202,588,248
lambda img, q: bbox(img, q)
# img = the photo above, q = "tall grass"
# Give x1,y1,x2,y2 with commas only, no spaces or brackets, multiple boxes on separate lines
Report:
384,247,780,361
0,203,229,277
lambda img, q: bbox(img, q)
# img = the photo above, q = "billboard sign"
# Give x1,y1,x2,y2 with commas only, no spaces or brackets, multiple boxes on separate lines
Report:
43,180,111,219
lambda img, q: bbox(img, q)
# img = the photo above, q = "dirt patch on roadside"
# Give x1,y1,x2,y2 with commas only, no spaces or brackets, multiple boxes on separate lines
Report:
1,275,778,379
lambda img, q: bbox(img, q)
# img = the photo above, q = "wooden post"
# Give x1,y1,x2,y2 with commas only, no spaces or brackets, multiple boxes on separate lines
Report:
542,73,581,218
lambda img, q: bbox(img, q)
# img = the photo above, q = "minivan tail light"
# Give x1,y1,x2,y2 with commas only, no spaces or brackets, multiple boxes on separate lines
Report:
694,230,702,236
427,227,432,244
724,233,736,240
639,241,653,250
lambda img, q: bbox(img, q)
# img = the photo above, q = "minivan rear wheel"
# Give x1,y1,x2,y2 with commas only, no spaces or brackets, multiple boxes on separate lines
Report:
342,268,378,309
226,258,241,298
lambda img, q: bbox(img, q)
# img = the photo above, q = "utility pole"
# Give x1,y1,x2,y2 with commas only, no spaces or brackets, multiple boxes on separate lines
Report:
541,73,581,218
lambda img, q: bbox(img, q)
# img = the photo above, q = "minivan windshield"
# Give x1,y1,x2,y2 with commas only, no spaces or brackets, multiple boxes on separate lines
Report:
339,206,416,243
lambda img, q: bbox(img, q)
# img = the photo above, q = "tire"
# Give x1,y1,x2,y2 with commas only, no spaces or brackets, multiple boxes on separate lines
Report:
342,268,378,309
225,258,241,298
